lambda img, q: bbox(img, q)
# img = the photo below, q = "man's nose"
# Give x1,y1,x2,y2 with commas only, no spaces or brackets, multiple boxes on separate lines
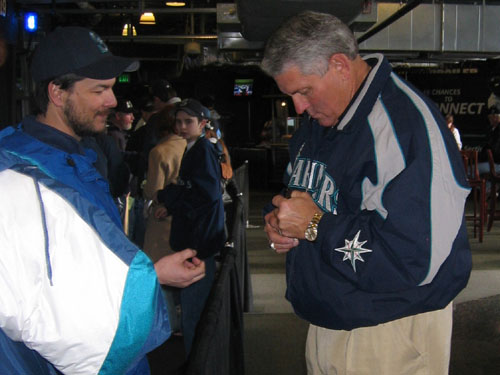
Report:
292,95,309,115
107,92,117,108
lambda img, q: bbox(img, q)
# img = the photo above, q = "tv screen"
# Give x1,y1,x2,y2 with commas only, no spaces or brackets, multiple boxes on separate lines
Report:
234,79,254,96
287,117,299,134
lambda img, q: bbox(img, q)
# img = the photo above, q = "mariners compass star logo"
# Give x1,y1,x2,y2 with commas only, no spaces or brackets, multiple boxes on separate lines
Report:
334,230,372,272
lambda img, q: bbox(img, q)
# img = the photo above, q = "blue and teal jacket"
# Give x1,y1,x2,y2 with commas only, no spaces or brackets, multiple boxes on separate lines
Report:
0,116,170,374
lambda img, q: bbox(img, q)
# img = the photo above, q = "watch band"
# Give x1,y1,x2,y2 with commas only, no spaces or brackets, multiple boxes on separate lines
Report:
305,212,324,241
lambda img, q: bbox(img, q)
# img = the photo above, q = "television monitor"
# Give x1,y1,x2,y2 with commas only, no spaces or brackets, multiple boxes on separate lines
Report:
234,79,254,96
287,117,299,134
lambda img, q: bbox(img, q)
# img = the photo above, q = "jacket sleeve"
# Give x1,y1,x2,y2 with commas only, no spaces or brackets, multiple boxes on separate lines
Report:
157,141,221,214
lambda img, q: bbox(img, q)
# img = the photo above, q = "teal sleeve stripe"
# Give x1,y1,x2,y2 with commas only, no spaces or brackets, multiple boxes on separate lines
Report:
99,251,162,375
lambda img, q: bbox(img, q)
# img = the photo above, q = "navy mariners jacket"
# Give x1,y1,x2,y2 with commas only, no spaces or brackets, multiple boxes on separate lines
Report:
280,53,472,330
157,135,226,259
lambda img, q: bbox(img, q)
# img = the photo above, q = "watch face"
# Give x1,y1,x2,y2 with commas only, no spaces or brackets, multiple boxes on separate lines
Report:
305,227,317,241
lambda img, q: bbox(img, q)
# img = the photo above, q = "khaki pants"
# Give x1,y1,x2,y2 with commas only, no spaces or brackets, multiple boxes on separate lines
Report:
306,303,453,375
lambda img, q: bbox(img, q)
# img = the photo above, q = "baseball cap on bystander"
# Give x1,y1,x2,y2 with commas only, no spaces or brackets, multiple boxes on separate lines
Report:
31,26,139,82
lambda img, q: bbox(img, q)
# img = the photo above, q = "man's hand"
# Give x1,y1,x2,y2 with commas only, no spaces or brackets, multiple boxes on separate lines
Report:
154,249,205,288
274,190,321,237
264,208,299,254
264,191,322,253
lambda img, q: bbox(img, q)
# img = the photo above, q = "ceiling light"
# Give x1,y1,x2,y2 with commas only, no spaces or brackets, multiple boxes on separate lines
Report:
139,12,155,25
166,2,186,6
122,24,137,36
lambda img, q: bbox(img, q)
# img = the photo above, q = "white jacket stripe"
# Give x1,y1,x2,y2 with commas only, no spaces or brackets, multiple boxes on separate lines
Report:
392,74,469,285
0,169,128,374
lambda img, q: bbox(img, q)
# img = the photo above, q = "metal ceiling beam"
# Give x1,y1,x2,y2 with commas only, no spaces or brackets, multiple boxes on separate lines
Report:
16,7,217,15
17,0,136,3
102,34,218,44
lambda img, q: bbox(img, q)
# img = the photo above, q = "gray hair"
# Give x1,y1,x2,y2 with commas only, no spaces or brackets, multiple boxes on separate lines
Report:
261,11,359,77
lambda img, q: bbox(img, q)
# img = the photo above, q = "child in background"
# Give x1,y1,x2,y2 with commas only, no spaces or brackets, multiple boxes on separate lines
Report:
155,98,226,356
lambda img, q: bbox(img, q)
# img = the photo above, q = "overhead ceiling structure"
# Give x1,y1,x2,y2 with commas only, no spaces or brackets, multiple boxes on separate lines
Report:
8,0,500,76
10,0,368,75
357,0,500,64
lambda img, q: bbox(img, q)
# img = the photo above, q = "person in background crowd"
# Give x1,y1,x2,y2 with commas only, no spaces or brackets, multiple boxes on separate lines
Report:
257,119,274,149
203,109,233,183
92,98,136,222
478,106,500,176
201,95,223,135
127,80,180,178
487,75,500,112
126,80,182,248
152,79,181,113
143,106,186,262
107,98,135,152
261,11,471,375
134,94,155,132
446,113,462,150
131,79,182,160
0,26,205,375
155,98,226,357
204,110,233,206
142,105,187,340
93,127,131,208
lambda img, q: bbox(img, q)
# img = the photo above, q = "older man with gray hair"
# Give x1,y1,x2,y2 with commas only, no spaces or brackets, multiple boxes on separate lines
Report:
262,10,471,375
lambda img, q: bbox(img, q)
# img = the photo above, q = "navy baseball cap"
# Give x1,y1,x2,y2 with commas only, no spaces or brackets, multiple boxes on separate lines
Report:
176,98,210,120
31,26,139,82
152,79,175,102
115,98,135,113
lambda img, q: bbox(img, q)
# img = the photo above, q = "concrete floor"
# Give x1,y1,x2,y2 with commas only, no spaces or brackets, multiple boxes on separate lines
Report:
149,189,500,374
244,190,500,375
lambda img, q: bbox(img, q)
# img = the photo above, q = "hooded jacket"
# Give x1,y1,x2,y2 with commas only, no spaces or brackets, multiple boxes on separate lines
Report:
0,117,170,374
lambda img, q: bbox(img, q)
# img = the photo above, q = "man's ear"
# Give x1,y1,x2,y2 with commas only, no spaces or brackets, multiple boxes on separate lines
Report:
328,54,350,78
47,81,66,107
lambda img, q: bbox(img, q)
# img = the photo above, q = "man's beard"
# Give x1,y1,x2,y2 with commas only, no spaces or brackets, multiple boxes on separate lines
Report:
63,98,108,137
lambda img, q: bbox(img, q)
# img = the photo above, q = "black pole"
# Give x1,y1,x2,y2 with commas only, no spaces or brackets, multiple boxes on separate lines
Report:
357,0,424,44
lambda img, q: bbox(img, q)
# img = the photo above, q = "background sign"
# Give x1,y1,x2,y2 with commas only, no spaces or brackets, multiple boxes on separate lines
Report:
395,64,496,146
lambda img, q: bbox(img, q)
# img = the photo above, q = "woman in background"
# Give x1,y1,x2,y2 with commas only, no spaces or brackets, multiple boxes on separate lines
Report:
143,106,186,261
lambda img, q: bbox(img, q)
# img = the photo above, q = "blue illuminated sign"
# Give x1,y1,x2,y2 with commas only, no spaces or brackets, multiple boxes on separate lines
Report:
24,13,38,32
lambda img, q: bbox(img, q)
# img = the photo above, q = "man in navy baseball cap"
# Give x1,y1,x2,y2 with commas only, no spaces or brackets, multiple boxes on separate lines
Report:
31,26,139,82
29,26,140,138
0,25,206,375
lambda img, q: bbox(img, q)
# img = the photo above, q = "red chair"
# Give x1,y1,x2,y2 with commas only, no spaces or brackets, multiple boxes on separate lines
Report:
461,149,486,242
486,149,500,232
